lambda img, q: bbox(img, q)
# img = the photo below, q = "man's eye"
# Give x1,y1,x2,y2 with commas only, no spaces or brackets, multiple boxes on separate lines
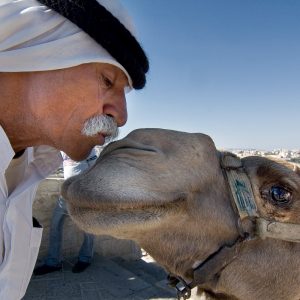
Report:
101,74,113,88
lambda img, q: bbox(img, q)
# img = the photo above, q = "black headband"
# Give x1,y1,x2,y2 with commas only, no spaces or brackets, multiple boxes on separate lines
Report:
36,0,149,89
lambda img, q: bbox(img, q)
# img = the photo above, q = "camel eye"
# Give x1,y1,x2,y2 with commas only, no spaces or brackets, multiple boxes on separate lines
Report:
270,186,291,205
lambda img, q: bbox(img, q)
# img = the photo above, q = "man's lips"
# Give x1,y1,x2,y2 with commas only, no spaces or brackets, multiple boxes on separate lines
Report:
96,133,106,145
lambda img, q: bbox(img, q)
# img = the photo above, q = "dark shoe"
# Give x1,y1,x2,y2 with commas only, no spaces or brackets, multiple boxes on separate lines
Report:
33,264,62,276
72,261,91,273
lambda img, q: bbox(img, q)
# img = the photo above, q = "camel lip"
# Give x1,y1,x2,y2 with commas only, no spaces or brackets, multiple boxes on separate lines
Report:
67,198,186,233
65,193,186,212
68,205,166,239
62,166,188,211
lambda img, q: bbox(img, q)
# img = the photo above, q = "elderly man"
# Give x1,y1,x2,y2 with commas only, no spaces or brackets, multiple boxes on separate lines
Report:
0,0,148,299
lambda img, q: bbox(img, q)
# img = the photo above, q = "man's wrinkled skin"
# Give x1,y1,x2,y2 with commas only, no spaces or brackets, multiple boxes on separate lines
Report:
0,63,128,160
62,128,300,300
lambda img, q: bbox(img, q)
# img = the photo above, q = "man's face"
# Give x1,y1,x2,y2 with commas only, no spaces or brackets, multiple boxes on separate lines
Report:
25,63,129,160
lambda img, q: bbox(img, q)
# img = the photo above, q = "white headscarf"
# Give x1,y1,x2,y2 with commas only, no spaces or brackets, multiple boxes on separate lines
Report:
0,0,135,87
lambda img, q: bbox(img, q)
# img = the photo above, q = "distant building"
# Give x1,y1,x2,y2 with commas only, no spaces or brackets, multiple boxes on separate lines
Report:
229,148,300,162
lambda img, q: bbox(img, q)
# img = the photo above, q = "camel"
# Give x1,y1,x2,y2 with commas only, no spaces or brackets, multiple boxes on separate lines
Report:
61,128,300,300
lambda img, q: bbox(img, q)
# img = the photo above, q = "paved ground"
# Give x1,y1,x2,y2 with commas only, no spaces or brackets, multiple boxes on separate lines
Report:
23,254,178,300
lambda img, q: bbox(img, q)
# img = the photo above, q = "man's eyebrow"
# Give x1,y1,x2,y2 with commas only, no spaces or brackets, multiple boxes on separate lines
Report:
120,73,129,86
114,69,129,87
96,64,129,86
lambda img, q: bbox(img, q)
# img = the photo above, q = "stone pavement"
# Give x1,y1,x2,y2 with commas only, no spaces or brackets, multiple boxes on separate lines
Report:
23,254,178,300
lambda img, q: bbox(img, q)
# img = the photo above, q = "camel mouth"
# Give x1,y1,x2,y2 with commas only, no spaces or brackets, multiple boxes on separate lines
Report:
62,170,187,226
67,197,185,237
61,136,187,211
62,174,186,209
64,190,186,213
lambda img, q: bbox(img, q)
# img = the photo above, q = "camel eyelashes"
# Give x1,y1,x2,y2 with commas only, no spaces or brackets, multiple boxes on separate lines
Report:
270,186,292,204
261,186,292,207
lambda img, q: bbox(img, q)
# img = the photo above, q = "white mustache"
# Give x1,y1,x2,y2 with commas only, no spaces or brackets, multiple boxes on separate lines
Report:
81,115,119,143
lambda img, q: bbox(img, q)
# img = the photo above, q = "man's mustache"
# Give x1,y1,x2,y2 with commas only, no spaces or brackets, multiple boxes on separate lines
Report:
81,114,119,143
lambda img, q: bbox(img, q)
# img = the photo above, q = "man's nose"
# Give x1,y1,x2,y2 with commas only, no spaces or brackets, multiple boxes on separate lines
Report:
103,91,128,126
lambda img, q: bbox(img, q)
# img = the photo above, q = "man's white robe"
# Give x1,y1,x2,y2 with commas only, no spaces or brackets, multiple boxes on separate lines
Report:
0,126,62,299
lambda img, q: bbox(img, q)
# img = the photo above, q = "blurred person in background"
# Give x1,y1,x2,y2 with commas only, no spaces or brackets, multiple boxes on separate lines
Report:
34,149,98,275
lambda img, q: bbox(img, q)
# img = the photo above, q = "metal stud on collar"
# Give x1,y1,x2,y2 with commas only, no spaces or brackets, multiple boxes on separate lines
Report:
177,287,191,299
168,275,192,300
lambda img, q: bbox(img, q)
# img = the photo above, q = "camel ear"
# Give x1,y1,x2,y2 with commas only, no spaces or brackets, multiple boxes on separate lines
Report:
293,164,300,176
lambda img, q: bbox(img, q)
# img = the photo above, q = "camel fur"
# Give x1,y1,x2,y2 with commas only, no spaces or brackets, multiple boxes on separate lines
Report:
62,129,300,300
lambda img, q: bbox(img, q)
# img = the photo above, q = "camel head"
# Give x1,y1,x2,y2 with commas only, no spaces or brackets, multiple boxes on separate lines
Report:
62,129,300,300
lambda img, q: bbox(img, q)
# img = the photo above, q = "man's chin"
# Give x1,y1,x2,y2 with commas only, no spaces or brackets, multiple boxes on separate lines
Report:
64,148,93,161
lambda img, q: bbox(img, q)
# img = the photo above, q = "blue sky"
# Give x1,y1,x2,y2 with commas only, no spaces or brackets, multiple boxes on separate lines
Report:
120,0,300,150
